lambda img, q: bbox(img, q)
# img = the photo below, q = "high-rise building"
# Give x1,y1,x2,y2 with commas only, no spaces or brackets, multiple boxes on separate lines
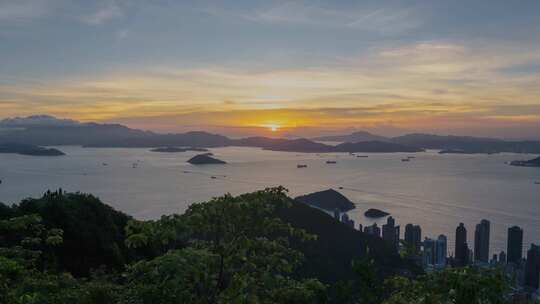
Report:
474,219,490,264
423,238,436,266
383,216,400,252
507,226,523,264
405,224,422,253
499,251,507,264
455,223,469,266
489,253,498,265
364,223,380,237
404,224,414,244
422,235,447,267
395,225,400,251
525,244,540,290
436,234,447,266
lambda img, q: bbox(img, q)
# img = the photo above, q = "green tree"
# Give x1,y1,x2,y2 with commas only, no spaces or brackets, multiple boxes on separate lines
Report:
12,190,131,276
0,213,63,269
123,187,326,304
329,251,385,304
0,256,120,304
383,266,511,304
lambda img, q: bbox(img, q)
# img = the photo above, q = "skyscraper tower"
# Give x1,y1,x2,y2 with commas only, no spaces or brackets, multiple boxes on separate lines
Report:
364,223,380,237
507,226,523,264
404,224,422,253
383,216,400,252
423,237,436,266
525,244,540,290
436,234,447,266
499,251,506,264
404,224,414,244
474,219,490,263
455,223,468,266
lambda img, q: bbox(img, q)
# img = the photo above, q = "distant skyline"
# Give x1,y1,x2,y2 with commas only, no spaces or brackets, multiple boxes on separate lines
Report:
1,0,540,139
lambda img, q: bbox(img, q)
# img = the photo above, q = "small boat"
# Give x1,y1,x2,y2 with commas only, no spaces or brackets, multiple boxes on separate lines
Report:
102,163,108,166
326,160,337,164
401,158,410,162
297,164,307,168
211,176,217,179
338,186,344,190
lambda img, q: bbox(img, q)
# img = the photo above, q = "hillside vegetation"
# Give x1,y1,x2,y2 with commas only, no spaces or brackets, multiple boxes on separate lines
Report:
0,188,527,303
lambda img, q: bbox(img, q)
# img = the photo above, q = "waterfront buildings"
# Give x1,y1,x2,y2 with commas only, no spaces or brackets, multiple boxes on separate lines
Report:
474,219,491,264
383,216,400,252
455,223,469,266
525,244,540,290
508,226,524,265
405,224,422,253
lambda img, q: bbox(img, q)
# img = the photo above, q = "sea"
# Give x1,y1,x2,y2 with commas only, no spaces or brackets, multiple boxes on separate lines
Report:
1,145,539,258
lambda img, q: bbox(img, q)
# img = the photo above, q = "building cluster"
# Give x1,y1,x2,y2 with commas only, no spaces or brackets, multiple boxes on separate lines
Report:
333,210,540,294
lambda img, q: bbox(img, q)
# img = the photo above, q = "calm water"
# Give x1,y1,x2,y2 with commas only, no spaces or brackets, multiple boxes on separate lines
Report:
1,146,539,258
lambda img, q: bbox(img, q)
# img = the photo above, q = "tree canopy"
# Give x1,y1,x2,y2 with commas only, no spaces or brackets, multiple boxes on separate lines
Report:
0,188,535,303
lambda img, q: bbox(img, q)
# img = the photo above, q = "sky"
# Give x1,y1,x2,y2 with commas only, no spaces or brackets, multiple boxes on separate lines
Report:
1,0,540,139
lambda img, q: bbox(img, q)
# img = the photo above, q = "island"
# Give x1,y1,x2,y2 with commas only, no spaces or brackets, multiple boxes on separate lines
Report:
510,156,540,167
312,131,389,143
3,115,540,154
439,149,469,154
364,208,390,218
150,147,209,153
187,154,226,164
295,189,355,212
332,141,424,153
0,143,65,156
439,149,498,155
234,137,423,153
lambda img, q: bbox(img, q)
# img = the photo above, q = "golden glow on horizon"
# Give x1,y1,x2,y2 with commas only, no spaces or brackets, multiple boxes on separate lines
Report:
260,123,282,132
1,42,539,136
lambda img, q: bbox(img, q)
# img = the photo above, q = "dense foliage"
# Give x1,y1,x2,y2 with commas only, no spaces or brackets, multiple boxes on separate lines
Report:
384,267,511,304
0,188,536,303
6,190,131,276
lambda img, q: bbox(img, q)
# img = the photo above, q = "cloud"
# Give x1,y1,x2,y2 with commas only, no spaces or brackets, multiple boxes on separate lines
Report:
81,1,123,25
0,0,54,23
1,40,539,138
115,28,129,40
347,8,422,34
204,1,424,35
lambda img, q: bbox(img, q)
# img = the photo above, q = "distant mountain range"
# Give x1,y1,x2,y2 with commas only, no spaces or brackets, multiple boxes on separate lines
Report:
312,131,389,143
314,131,540,154
0,115,81,127
391,133,540,154
1,115,539,154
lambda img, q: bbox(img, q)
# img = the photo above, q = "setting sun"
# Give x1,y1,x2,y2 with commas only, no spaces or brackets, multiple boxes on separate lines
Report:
270,125,279,132
261,123,281,132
